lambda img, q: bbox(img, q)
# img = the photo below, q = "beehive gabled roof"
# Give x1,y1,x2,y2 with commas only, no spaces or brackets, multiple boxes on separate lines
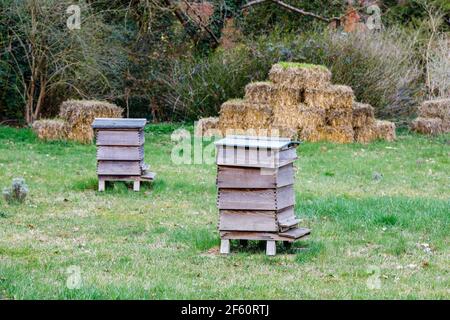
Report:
92,118,147,129
215,135,298,150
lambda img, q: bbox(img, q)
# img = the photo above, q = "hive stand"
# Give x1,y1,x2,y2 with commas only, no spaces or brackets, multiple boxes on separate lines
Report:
92,118,156,191
215,135,311,256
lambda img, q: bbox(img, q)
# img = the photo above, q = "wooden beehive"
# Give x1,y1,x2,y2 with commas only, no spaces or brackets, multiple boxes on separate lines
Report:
215,135,310,255
92,118,156,191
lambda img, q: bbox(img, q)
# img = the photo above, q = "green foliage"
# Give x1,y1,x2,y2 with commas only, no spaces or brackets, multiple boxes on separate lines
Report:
162,45,270,119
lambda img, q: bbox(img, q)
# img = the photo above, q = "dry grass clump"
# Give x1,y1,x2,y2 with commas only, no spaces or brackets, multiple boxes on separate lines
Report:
59,100,123,143
303,85,354,109
317,126,354,143
244,82,277,104
269,63,331,89
32,119,69,141
194,117,221,137
352,102,375,128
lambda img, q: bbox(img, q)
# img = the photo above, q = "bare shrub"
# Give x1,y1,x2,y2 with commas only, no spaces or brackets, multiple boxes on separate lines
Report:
3,178,28,204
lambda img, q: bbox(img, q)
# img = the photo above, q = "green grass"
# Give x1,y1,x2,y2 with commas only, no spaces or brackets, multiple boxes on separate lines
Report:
278,62,328,70
0,124,449,299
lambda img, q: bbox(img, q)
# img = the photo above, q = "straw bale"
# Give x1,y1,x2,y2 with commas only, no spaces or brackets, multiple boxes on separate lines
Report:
32,119,69,141
272,86,303,107
297,106,326,129
194,117,222,137
59,100,123,143
354,124,378,143
410,117,445,135
269,126,299,139
244,82,277,104
325,108,353,127
218,99,273,133
268,62,331,89
303,85,354,110
374,120,396,141
313,125,354,143
352,102,375,128
418,98,450,120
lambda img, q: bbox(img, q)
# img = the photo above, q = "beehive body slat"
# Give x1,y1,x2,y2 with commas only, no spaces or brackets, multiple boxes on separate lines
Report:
218,185,294,210
96,130,144,146
219,210,278,232
217,164,294,189
97,160,142,175
97,146,144,161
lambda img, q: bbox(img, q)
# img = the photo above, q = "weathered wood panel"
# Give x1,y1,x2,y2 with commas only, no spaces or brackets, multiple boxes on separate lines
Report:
276,164,295,187
97,146,144,161
218,188,276,210
96,130,144,146
220,228,310,242
279,227,311,239
218,185,294,210
97,161,141,175
216,164,294,189
276,185,295,210
219,210,278,232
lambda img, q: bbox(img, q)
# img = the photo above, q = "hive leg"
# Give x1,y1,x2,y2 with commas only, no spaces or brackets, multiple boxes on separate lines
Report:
133,180,140,192
98,178,105,192
266,240,276,256
220,239,230,254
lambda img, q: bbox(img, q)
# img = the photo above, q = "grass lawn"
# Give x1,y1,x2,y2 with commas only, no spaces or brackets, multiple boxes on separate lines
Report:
0,124,448,299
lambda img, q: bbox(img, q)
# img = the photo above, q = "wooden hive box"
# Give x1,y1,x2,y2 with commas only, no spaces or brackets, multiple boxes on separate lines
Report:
92,118,156,191
215,135,310,256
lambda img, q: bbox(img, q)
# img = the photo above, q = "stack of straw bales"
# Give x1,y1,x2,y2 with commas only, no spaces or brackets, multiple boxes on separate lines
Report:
195,62,395,143
33,100,123,143
410,98,450,135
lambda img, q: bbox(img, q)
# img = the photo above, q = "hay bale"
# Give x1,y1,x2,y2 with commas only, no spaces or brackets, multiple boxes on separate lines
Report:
32,119,69,141
269,125,299,139
352,102,375,128
410,117,444,135
418,98,450,120
303,85,354,110
273,86,303,107
315,125,354,143
297,106,326,129
244,81,277,104
268,62,331,89
354,124,378,143
59,100,123,143
326,108,353,127
218,99,273,134
194,117,222,137
374,120,396,141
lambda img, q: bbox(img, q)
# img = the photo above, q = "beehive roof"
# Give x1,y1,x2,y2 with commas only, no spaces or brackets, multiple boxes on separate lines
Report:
92,118,147,129
215,135,298,150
